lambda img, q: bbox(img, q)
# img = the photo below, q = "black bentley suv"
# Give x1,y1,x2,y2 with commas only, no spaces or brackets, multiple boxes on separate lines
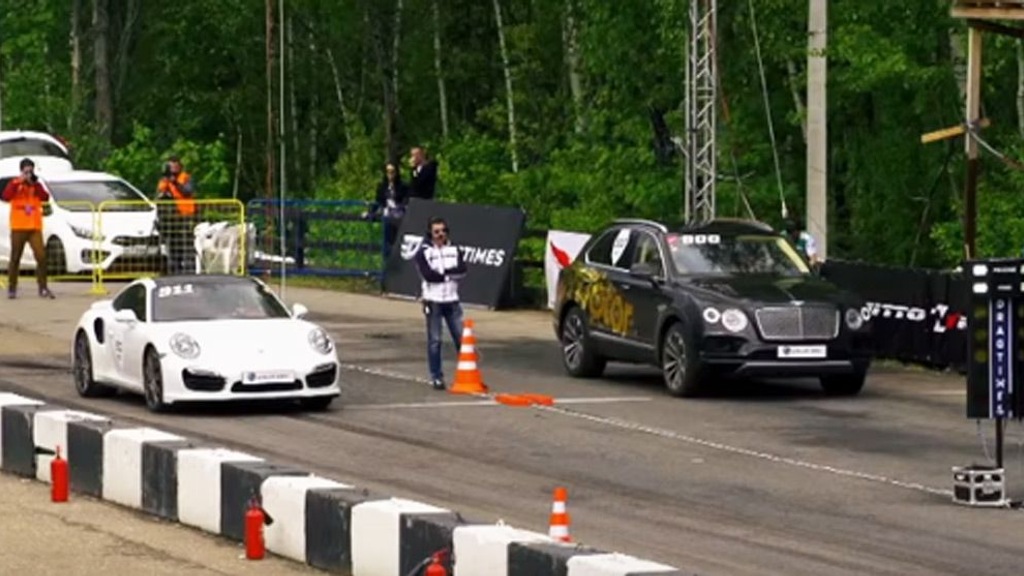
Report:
552,218,874,397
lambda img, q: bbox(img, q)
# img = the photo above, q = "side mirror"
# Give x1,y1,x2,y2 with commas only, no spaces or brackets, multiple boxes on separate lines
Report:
629,261,660,280
292,303,309,319
113,309,137,323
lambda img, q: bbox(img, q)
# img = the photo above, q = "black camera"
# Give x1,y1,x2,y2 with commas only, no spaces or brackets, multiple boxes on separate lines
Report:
162,162,174,178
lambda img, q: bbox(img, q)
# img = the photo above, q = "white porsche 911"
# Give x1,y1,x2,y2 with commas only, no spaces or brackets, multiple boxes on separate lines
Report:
71,274,341,412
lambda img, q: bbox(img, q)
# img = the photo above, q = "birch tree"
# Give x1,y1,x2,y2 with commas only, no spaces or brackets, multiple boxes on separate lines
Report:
493,0,518,172
433,0,449,140
93,0,113,144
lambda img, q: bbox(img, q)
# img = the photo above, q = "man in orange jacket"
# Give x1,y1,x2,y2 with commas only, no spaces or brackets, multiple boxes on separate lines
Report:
156,156,197,274
2,158,55,299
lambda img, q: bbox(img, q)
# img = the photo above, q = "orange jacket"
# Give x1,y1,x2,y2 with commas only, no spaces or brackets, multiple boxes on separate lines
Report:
2,176,49,231
157,172,196,216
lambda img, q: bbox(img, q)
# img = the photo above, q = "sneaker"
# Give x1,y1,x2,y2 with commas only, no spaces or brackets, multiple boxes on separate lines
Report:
430,378,446,390
39,288,55,299
7,289,14,299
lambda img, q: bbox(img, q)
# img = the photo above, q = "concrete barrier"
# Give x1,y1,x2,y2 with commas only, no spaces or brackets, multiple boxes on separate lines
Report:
0,391,687,575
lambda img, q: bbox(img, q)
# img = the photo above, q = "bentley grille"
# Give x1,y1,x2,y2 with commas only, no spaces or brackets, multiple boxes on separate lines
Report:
754,306,839,341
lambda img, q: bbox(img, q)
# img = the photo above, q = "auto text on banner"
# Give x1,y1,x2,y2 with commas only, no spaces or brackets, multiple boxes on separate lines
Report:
544,230,591,309
382,198,525,308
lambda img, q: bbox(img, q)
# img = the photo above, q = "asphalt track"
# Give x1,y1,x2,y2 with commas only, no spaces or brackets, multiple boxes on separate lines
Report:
3,285,1024,575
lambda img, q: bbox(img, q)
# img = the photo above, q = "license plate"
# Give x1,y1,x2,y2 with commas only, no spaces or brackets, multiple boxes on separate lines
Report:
123,244,159,256
777,345,827,359
242,370,295,384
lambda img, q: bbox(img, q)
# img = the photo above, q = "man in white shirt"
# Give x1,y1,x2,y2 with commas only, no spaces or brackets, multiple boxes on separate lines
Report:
413,217,468,389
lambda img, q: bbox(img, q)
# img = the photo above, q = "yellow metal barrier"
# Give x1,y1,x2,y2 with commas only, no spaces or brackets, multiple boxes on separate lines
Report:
93,199,247,295
0,200,103,294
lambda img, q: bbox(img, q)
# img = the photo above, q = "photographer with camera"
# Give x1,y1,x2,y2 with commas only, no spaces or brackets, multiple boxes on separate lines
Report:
1,158,54,299
155,155,197,274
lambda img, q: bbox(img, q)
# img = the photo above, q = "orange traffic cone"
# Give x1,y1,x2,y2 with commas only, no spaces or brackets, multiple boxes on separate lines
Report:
449,319,489,395
549,487,571,542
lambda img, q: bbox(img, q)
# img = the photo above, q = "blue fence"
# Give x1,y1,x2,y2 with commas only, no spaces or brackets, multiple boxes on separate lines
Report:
244,199,388,279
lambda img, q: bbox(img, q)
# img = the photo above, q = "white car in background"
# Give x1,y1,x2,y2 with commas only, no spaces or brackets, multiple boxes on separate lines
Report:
70,275,341,413
0,130,74,174
0,170,161,274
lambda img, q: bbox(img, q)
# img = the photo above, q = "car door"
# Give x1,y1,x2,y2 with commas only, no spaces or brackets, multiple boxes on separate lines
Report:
578,226,649,360
616,230,672,353
109,284,148,389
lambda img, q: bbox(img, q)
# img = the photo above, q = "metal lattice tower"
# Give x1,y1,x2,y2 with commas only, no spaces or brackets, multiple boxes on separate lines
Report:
684,0,717,224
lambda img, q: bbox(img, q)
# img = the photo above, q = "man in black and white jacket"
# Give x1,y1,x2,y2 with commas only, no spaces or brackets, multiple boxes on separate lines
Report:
414,216,468,389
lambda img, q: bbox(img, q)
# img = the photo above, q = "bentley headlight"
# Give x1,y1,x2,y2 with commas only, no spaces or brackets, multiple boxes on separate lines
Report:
169,333,200,359
308,328,334,354
702,307,721,324
845,308,865,330
721,309,749,333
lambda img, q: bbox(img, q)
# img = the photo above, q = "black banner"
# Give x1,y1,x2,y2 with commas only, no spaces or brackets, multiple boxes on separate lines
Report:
820,259,968,371
963,258,1024,420
382,198,526,309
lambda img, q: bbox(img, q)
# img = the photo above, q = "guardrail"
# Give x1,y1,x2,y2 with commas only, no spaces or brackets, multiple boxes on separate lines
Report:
89,199,248,294
244,199,386,280
0,198,249,295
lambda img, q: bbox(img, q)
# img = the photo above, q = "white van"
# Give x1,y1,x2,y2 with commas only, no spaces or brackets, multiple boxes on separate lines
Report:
0,170,162,274
0,131,74,175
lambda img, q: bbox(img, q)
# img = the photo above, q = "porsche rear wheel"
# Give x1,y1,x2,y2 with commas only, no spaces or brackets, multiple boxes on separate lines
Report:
660,322,704,397
560,306,606,378
143,347,168,413
73,331,113,398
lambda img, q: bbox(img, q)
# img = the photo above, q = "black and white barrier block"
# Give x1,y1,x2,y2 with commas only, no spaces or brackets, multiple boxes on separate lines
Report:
352,497,463,575
102,427,189,518
33,409,111,485
0,391,687,575
177,447,264,534
0,393,48,477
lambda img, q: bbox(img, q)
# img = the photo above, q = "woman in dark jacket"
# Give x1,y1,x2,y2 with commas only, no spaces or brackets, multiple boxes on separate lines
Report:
363,163,409,256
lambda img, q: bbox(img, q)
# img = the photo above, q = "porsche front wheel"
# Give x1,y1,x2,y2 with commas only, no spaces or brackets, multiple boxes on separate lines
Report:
73,331,113,398
143,347,168,413
660,322,704,397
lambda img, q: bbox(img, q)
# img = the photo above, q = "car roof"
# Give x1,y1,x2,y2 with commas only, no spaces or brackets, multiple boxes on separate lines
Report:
609,217,777,237
0,130,69,151
35,169,127,183
149,274,258,288
674,218,777,236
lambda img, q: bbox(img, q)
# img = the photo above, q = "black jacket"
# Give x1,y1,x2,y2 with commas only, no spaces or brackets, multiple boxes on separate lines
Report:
368,178,409,219
409,160,438,201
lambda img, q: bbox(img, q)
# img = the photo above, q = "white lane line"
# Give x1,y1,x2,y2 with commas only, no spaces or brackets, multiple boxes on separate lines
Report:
348,400,498,410
340,363,433,384
340,361,952,498
533,403,954,498
347,397,654,410
552,397,652,405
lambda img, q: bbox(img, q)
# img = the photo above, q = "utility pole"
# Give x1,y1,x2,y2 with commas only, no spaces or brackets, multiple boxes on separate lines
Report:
684,0,717,224
807,0,827,259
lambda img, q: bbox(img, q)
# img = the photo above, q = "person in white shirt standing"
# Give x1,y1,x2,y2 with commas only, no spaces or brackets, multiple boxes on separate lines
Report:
413,217,468,389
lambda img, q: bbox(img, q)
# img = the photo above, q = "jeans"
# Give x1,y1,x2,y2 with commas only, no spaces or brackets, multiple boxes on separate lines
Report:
425,301,463,381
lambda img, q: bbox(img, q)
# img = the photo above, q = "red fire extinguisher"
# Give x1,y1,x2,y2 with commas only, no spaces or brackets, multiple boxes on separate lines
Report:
51,445,68,503
245,496,268,560
424,551,448,576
